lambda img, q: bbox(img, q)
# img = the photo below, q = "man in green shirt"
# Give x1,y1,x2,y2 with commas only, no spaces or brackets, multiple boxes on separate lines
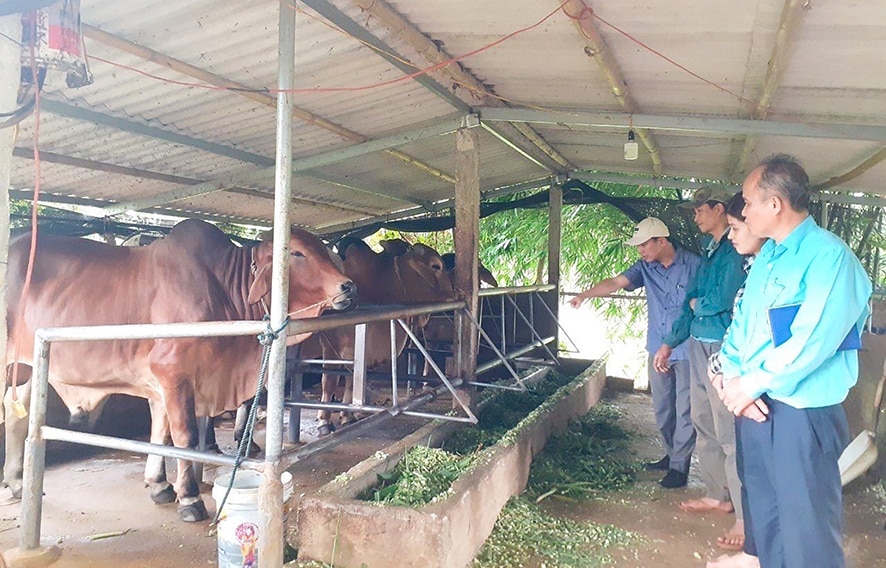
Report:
653,187,747,547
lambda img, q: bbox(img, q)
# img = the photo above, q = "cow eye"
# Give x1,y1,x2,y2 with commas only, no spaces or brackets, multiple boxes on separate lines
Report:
431,263,442,271
291,251,305,258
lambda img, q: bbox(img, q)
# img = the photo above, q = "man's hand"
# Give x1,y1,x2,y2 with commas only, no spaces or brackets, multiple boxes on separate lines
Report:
740,398,769,422
652,345,673,373
689,298,697,310
710,373,724,392
720,377,756,417
569,294,586,309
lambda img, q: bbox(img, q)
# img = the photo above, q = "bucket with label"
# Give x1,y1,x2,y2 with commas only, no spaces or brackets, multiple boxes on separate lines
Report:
212,470,294,568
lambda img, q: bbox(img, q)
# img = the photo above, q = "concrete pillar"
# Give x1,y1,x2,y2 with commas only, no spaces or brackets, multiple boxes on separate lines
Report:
1,13,22,438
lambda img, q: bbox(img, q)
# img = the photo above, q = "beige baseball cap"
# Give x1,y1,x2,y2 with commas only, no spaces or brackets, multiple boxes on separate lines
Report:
679,186,736,209
625,217,670,246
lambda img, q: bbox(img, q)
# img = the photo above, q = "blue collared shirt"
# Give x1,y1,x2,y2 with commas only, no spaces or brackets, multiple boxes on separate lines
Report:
622,247,701,361
719,216,872,408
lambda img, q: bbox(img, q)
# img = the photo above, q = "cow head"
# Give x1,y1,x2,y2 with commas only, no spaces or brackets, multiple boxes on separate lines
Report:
396,243,455,303
247,229,356,340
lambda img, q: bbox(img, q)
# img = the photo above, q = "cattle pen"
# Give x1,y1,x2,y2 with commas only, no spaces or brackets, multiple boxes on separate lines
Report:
2,1,886,567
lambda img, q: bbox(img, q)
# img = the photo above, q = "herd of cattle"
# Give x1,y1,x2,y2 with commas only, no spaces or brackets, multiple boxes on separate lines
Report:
2,219,488,522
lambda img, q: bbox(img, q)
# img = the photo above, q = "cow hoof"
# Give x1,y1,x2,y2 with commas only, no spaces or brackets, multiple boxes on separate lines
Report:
317,423,335,436
246,442,262,458
151,486,177,505
178,501,208,522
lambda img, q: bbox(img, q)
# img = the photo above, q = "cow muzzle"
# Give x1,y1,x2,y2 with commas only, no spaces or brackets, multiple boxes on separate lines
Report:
331,280,357,310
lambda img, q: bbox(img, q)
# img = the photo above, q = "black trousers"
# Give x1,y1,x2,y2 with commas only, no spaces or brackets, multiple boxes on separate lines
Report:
739,396,849,568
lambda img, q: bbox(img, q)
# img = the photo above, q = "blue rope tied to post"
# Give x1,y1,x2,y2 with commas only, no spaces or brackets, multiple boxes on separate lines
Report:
212,316,291,525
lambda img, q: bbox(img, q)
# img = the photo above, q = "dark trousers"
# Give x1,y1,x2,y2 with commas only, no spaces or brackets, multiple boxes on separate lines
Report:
739,396,849,568
735,415,756,556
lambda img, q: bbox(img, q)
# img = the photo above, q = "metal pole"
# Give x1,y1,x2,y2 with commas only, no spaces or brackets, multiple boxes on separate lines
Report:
505,294,558,362
19,337,51,552
259,2,296,565
390,319,399,409
461,308,525,389
476,336,556,374
396,319,477,423
352,323,368,405
41,427,264,469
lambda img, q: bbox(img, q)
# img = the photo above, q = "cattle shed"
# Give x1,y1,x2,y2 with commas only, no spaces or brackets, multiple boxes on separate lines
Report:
1,1,885,566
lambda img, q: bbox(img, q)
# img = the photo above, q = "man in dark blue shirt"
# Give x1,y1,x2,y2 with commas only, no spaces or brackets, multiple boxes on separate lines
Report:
572,217,700,488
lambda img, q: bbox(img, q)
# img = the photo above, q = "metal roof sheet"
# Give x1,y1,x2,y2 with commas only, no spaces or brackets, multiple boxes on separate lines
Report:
6,0,885,233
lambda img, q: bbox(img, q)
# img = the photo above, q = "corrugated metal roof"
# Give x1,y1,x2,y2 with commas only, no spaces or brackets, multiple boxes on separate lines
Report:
7,0,886,233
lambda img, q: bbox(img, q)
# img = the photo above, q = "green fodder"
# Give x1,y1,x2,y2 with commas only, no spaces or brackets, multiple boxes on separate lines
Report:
473,496,637,568
365,445,476,507
526,403,639,500
361,370,575,507
444,371,573,455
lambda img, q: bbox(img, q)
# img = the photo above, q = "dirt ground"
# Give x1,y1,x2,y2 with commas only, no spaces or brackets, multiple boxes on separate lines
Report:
546,390,886,568
0,388,883,567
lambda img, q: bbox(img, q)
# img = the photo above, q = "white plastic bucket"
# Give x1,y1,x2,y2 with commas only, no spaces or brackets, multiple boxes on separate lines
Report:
212,470,294,568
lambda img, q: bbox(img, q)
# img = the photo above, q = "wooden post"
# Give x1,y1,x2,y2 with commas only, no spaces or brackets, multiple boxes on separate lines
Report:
453,120,480,408
547,183,563,348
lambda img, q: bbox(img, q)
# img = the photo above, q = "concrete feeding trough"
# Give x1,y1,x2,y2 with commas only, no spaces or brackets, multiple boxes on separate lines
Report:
295,360,606,568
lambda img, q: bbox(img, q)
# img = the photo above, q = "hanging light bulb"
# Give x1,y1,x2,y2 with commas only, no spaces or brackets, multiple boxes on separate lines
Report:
624,129,639,160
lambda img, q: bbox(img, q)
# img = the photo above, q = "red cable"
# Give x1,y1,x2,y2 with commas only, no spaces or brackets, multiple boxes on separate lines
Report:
10,35,43,406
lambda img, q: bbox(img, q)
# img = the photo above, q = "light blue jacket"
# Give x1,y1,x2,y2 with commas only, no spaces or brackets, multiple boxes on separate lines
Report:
719,216,872,408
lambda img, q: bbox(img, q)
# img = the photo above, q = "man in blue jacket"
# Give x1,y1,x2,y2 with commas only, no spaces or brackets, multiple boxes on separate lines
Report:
719,154,871,568
653,187,747,547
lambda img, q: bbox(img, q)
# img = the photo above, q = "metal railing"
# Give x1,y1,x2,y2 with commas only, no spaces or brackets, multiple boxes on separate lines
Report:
17,286,574,552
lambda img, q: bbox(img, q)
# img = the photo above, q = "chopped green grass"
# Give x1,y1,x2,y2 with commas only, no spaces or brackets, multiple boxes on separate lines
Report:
363,445,476,506
526,403,639,500
472,496,638,568
363,371,574,506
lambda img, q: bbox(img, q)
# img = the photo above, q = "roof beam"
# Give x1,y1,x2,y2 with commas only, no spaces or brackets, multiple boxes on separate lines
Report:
562,0,663,176
82,23,456,185
316,177,555,236
41,99,274,167
39,99,418,209
102,114,473,216
478,107,886,142
303,170,431,209
728,0,807,179
570,171,740,192
570,171,886,206
11,147,380,217
813,147,886,191
302,0,573,173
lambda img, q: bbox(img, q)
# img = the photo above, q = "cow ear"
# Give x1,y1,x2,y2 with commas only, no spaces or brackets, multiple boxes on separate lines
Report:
247,263,272,305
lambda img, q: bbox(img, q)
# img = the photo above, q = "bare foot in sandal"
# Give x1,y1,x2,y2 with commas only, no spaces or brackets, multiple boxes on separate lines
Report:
717,519,745,550
679,496,735,514
707,552,760,568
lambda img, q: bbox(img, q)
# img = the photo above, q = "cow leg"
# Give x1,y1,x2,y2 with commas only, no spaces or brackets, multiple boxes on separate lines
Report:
145,399,175,505
2,378,31,499
317,371,339,436
232,403,262,457
161,380,207,522
340,373,356,425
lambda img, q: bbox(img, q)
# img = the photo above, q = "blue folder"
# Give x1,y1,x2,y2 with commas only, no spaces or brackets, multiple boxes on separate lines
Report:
767,303,861,351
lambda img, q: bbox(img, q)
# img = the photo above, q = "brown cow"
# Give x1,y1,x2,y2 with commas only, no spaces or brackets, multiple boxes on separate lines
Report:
307,238,455,434
421,252,499,369
3,219,355,521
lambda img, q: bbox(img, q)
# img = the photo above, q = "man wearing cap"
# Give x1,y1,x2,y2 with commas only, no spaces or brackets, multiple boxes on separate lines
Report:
572,217,700,488
653,187,747,540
